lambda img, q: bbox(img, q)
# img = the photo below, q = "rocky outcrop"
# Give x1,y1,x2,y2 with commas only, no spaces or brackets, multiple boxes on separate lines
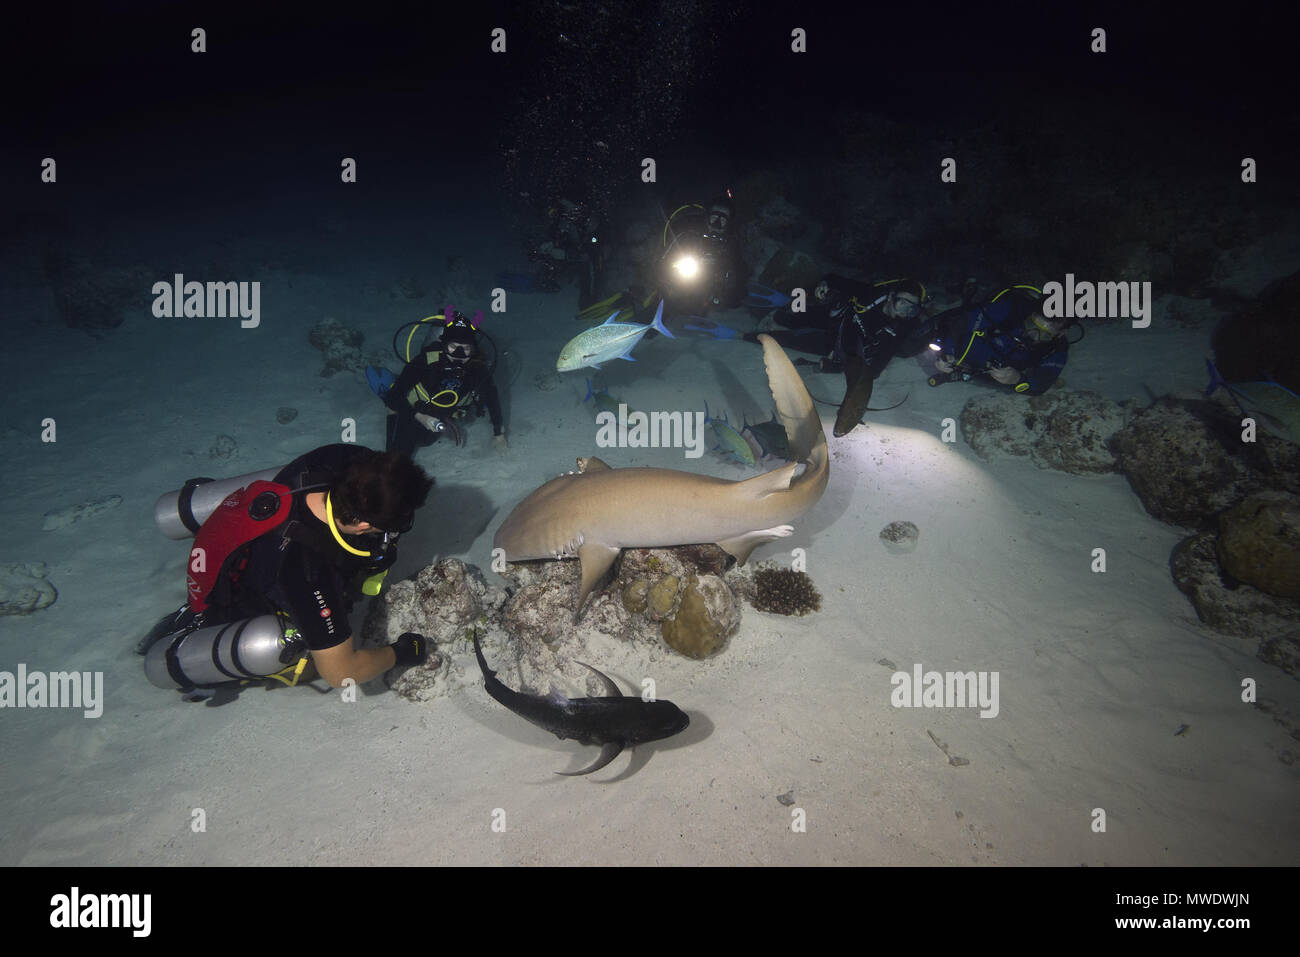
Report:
1171,530,1300,678
1216,492,1300,599
1110,395,1300,527
307,317,387,377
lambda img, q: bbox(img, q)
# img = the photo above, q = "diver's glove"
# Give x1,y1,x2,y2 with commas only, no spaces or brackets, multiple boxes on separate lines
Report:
391,632,430,667
988,366,1022,385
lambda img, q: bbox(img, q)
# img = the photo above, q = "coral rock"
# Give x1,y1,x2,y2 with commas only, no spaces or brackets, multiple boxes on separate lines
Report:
1111,396,1300,527
880,520,920,553
751,568,822,616
1216,492,1300,599
1170,530,1300,679
662,574,739,658
363,558,503,647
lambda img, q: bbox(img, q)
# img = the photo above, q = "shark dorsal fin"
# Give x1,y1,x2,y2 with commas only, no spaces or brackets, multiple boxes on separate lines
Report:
578,457,612,473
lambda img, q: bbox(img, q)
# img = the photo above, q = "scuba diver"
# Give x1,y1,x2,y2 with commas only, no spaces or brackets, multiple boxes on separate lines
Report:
496,198,605,308
746,275,930,436
369,310,507,456
928,285,1073,394
139,445,435,699
658,193,747,314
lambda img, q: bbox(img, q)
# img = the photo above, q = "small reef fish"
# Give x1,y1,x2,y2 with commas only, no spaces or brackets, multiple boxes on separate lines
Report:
583,378,624,418
473,629,689,776
1206,359,1300,444
742,409,792,460
557,299,673,372
704,399,756,466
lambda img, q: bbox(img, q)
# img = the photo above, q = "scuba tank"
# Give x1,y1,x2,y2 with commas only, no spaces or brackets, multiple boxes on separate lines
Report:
144,613,308,696
154,468,281,540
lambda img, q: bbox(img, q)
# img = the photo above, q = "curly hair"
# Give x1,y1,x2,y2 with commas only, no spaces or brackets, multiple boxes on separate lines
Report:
332,451,433,531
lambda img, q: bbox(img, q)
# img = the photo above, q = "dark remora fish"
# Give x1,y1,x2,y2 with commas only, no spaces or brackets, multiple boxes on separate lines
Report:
833,356,909,436
473,630,689,776
742,408,792,460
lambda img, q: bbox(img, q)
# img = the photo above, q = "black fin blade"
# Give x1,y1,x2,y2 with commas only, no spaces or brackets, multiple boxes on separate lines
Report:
556,741,623,776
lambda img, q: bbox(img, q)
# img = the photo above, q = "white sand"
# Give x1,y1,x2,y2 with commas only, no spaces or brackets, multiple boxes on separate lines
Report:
2,230,1297,867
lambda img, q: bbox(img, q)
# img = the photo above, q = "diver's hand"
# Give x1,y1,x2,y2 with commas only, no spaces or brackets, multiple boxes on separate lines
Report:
492,433,509,454
391,632,430,667
934,357,954,374
988,366,1021,385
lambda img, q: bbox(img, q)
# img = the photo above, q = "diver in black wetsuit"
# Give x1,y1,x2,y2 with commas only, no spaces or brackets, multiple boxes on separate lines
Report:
746,275,929,437
381,313,507,456
754,275,929,368
530,197,605,307
660,194,747,314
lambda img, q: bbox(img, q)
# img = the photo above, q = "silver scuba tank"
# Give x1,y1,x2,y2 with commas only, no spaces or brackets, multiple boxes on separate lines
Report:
144,615,303,689
154,468,282,540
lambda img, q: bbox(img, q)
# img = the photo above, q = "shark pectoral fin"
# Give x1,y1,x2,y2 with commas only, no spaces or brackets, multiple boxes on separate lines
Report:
577,456,612,473
576,543,621,618
574,660,622,697
741,461,799,498
717,526,795,565
557,741,624,776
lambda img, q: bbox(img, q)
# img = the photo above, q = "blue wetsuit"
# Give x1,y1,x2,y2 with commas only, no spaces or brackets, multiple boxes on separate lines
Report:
938,301,1068,394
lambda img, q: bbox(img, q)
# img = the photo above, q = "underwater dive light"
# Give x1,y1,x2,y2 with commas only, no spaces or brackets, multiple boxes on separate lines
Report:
672,254,701,280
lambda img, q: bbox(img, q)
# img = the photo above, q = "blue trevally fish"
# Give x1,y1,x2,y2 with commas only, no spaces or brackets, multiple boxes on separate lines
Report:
557,299,673,372
1206,359,1300,445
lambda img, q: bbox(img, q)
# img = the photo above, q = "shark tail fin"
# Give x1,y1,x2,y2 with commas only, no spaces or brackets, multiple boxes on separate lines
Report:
757,333,825,462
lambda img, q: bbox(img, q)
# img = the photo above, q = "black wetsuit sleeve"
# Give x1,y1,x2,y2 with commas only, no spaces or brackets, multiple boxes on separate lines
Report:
384,352,432,413
274,545,352,651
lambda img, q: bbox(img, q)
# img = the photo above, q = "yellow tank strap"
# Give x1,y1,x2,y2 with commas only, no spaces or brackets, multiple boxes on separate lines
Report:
263,656,310,687
872,278,928,301
662,204,704,246
990,284,1042,303
404,314,446,404
954,311,988,367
